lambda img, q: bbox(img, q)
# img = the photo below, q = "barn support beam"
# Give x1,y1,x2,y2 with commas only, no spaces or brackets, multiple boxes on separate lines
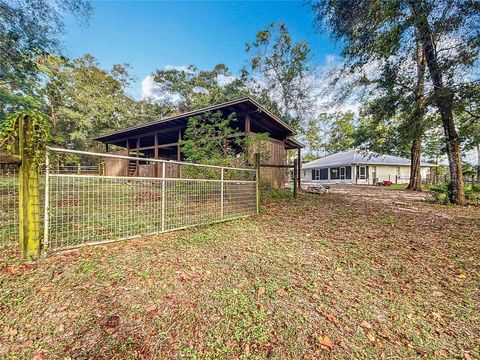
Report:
177,129,181,161
126,139,130,176
154,132,159,177
245,113,251,134
136,138,140,176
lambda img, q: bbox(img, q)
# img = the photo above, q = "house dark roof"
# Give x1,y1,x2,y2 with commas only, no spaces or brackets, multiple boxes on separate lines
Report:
302,150,437,169
93,97,301,147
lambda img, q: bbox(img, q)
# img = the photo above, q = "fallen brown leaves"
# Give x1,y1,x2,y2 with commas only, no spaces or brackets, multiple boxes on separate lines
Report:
0,187,479,359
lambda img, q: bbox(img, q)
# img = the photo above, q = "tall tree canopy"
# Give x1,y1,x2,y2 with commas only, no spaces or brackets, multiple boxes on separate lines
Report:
246,23,315,128
0,0,91,118
41,54,167,150
301,117,326,161
311,0,480,204
325,112,356,154
152,64,251,112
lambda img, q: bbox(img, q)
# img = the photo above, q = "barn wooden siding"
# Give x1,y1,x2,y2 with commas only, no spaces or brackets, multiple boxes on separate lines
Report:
104,151,180,178
258,138,287,189
104,138,288,188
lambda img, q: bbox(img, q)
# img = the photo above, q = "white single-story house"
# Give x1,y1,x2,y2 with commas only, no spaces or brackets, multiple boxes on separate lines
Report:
301,150,437,185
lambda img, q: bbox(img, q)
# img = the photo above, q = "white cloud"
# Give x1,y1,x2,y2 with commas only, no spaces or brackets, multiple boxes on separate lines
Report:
216,73,236,86
164,64,195,73
141,65,193,103
326,55,336,65
464,149,478,165
141,75,182,104
141,75,157,100
141,64,239,104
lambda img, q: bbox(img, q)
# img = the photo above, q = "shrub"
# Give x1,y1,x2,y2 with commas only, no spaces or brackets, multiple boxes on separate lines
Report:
264,189,292,200
428,183,451,205
428,182,480,205
465,183,480,203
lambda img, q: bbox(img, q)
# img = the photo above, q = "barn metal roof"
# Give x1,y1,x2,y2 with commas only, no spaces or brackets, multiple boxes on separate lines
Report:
302,150,437,169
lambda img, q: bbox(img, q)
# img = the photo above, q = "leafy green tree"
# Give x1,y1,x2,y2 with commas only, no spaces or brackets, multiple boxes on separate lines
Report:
301,117,326,161
246,23,314,128
325,112,356,154
0,0,91,118
152,64,250,112
423,126,445,165
181,111,269,168
312,2,429,190
311,0,480,204
354,114,410,158
182,111,241,165
407,0,479,204
457,83,480,180
41,54,168,150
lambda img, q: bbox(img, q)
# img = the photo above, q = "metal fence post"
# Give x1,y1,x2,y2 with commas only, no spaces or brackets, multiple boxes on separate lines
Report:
43,150,50,250
161,162,165,231
255,153,260,213
220,168,224,220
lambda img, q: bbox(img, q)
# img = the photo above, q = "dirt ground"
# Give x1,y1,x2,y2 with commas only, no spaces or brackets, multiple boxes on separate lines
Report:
1,186,479,359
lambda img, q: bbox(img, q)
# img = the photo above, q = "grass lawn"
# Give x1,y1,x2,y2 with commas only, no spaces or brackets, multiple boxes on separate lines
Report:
1,188,479,359
383,183,409,190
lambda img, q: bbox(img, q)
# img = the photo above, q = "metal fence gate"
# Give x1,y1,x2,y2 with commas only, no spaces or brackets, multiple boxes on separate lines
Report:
43,147,258,251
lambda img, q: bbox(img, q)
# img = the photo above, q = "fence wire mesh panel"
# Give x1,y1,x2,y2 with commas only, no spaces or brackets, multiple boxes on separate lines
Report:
0,167,19,248
224,182,257,219
45,148,257,250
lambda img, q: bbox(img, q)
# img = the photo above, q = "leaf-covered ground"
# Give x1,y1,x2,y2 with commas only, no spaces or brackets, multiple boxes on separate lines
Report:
1,187,479,359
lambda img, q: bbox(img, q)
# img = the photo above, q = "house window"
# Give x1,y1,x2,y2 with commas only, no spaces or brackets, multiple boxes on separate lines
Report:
346,166,352,179
359,166,366,179
312,168,328,180
330,167,340,180
319,168,328,180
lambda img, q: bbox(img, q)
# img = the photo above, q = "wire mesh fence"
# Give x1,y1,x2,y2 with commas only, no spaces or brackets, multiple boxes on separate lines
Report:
45,148,258,250
0,166,45,250
0,167,19,248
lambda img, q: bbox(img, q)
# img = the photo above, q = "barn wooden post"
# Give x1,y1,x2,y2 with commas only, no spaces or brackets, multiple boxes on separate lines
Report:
136,137,140,176
177,129,181,161
18,115,41,259
126,139,130,176
154,132,159,177
255,153,261,213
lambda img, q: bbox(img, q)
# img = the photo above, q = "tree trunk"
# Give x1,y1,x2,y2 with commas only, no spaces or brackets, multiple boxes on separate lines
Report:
408,137,422,190
409,0,465,205
407,35,426,192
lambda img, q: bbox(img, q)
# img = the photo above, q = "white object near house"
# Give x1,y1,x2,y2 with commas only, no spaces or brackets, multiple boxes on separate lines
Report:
301,150,437,185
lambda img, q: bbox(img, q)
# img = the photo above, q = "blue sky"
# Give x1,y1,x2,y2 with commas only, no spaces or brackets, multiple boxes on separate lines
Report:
62,1,341,99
